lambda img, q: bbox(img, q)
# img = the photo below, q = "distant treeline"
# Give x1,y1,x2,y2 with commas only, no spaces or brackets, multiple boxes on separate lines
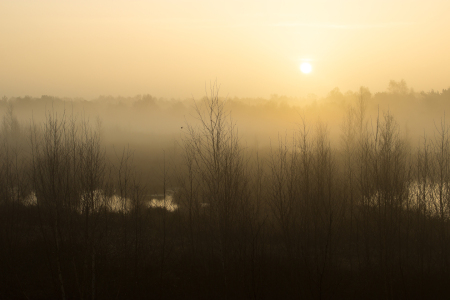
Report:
2,81,450,299
2,79,450,146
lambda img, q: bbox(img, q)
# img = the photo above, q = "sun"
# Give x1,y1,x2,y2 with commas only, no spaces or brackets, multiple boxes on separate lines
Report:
300,62,312,74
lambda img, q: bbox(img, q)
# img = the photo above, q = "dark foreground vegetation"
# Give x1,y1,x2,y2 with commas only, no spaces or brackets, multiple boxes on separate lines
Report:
2,82,450,299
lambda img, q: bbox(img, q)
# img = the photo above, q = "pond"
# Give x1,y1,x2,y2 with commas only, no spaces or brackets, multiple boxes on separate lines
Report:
21,189,179,213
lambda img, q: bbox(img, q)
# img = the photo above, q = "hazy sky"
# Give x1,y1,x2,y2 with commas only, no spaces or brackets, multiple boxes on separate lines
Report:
1,0,449,99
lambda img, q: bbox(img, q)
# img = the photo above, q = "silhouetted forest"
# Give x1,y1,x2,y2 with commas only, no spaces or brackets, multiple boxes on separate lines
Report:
2,81,450,299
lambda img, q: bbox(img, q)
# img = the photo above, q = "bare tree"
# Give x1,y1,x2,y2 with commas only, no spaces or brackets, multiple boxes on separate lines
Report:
181,82,251,297
30,108,109,300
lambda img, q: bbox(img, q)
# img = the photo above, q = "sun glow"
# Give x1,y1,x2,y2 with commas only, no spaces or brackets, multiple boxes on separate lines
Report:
300,62,312,74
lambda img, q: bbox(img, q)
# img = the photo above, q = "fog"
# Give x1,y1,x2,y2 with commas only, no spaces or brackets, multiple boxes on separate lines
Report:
3,0,450,297
3,79,449,160
2,80,450,199
3,80,450,299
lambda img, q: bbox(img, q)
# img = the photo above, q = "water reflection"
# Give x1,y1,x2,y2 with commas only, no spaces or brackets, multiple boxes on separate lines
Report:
19,182,449,217
24,191,38,206
364,181,450,218
147,193,178,212
21,189,179,213
146,190,178,212
106,194,132,213
408,181,450,218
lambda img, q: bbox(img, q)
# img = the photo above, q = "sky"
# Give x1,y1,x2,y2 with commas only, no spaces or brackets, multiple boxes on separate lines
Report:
1,0,450,100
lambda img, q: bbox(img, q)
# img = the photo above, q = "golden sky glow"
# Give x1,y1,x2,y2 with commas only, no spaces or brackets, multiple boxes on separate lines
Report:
1,0,450,99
